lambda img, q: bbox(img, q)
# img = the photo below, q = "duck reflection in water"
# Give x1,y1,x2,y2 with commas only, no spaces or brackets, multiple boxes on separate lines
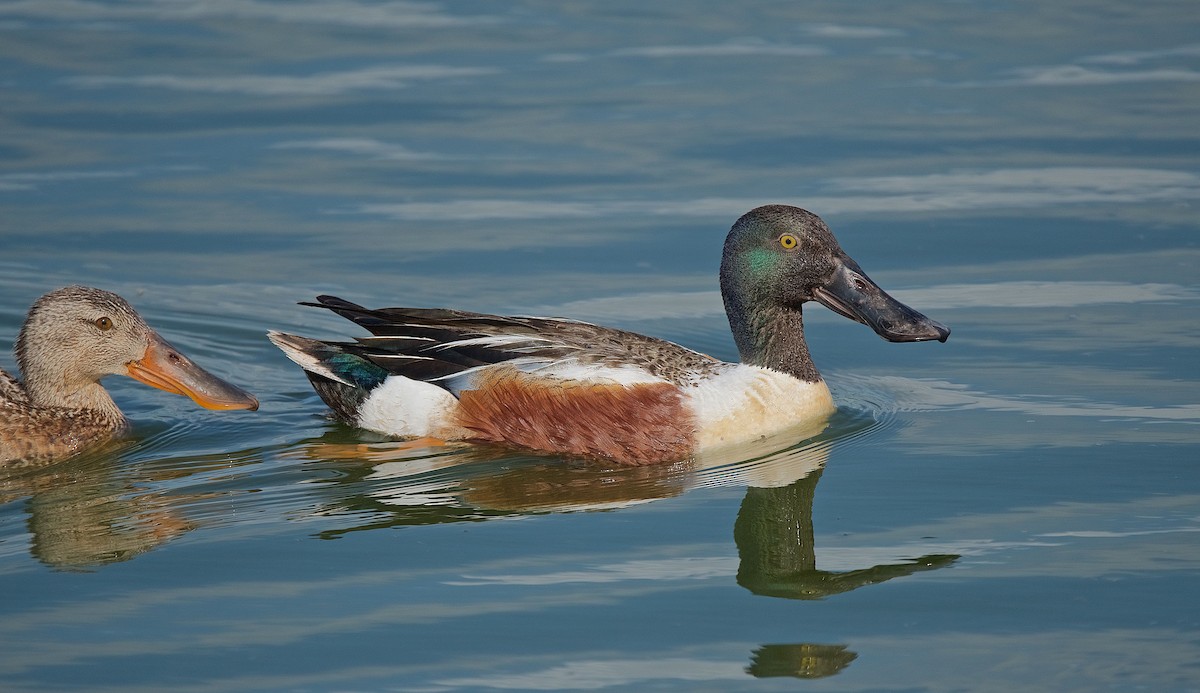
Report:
0,451,192,570
299,417,956,592
294,413,958,679
748,643,858,679
734,467,957,600
0,446,264,571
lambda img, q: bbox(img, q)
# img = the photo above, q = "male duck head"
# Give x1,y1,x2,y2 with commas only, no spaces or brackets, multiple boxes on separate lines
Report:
14,285,259,414
719,205,949,380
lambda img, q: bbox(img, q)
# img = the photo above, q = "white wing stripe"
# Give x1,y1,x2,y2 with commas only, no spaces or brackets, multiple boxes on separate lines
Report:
428,334,554,350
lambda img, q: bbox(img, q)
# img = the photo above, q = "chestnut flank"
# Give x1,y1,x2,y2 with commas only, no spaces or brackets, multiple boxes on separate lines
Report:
456,369,695,465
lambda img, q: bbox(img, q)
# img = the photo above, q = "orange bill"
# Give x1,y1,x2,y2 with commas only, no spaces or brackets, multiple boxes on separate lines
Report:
126,333,259,411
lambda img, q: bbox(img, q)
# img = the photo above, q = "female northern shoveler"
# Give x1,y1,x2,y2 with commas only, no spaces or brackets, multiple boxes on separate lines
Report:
270,205,949,465
1,286,259,465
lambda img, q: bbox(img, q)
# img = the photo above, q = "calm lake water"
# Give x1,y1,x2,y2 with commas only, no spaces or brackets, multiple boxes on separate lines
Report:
2,1,1199,691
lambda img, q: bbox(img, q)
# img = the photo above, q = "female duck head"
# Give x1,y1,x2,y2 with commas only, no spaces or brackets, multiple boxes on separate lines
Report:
719,205,949,372
15,285,259,413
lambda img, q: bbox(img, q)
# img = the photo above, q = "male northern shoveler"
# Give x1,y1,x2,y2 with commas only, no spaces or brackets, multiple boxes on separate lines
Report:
270,205,949,465
1,286,259,465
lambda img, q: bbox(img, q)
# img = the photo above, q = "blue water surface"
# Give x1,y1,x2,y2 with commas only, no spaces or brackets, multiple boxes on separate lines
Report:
1,1,1198,691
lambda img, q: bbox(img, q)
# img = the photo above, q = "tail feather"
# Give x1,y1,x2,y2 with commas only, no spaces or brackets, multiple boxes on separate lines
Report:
267,331,356,387
269,330,394,423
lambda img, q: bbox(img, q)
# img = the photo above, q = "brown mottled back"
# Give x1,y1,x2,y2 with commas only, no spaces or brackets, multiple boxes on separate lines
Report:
305,296,725,388
0,389,125,465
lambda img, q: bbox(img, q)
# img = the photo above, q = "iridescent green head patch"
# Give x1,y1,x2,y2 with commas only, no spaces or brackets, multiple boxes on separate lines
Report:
743,247,779,278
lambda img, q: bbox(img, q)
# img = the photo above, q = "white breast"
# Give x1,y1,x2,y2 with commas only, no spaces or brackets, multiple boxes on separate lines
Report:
683,364,835,450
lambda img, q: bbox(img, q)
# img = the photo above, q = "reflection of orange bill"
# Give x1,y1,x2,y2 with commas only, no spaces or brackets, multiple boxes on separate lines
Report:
126,334,259,411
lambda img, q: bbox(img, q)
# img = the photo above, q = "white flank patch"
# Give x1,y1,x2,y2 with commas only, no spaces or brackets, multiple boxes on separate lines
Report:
356,376,458,438
685,365,834,449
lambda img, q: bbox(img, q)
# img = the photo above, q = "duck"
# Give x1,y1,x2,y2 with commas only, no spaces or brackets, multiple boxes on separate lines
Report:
269,205,949,466
1,285,259,465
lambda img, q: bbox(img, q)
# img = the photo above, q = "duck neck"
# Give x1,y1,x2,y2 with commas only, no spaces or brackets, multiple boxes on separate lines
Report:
23,369,126,427
724,299,822,383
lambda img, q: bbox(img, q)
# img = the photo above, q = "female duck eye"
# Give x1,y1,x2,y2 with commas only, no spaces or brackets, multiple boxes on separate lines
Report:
94,317,113,331
779,234,798,250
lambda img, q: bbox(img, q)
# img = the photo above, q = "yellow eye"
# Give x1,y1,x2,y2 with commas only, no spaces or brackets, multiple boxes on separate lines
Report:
94,316,113,331
779,234,798,249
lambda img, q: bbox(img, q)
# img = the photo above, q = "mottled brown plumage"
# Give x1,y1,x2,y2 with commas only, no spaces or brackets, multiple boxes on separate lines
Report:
316,300,724,386
1,286,259,465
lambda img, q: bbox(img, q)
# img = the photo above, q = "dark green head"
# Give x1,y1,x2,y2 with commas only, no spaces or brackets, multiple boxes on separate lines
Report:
719,205,949,376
